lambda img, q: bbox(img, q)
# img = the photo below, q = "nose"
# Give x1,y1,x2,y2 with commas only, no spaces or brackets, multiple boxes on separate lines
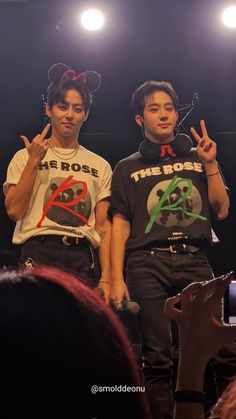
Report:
159,107,168,120
65,107,73,119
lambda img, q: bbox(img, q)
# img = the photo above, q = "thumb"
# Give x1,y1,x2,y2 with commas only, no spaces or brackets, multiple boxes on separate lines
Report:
20,135,30,148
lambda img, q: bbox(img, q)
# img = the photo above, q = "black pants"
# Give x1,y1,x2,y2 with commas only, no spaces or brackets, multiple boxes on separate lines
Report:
126,248,236,419
20,235,100,288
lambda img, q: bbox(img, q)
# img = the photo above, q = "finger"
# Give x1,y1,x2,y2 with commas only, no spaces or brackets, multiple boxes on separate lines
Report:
200,120,208,138
180,282,203,306
110,296,123,310
94,286,105,301
194,273,233,307
190,127,202,143
207,273,235,304
40,123,51,140
163,294,181,320
20,135,30,148
201,138,213,152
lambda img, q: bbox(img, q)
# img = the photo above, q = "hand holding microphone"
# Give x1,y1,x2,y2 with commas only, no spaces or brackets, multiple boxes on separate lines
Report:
114,298,140,315
94,282,140,314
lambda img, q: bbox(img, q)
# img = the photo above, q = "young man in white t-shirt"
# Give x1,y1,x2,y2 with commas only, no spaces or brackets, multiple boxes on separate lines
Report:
4,63,112,302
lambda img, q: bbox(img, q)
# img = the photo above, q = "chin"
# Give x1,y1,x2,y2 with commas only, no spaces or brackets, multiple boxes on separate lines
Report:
156,133,173,142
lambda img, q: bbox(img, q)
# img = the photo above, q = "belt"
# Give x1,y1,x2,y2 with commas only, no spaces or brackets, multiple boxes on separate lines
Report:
29,235,90,247
152,243,200,254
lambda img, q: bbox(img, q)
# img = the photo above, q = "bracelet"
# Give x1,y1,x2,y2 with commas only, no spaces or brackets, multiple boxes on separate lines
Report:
174,390,205,403
99,280,111,285
205,170,219,177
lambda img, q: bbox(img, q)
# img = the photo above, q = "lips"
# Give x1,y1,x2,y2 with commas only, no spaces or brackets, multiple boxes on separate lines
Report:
62,122,74,127
158,124,170,128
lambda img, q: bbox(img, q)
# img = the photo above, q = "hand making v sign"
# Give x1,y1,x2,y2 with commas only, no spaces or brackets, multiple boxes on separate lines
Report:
190,119,217,164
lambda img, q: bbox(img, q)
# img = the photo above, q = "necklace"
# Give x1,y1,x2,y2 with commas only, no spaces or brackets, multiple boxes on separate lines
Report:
48,144,79,160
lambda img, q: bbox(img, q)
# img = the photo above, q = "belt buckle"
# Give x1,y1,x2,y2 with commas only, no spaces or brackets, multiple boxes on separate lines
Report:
62,236,71,246
170,244,187,253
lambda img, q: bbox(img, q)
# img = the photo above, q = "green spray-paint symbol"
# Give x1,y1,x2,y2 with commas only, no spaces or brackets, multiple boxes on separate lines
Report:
145,175,207,233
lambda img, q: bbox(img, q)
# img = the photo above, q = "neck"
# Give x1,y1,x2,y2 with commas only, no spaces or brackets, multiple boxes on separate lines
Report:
49,132,79,149
143,127,175,144
148,135,175,145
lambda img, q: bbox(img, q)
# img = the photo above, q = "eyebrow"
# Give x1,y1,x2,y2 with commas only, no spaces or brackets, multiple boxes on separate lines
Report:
57,100,85,107
147,102,174,107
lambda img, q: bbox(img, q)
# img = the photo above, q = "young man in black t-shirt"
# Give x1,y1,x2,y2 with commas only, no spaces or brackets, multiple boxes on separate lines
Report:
109,81,232,419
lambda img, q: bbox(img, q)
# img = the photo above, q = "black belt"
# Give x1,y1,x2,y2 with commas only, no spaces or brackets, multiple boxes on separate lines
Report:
28,235,91,247
151,243,200,254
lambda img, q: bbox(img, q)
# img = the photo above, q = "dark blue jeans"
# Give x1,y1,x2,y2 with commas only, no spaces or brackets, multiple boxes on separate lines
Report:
126,248,214,419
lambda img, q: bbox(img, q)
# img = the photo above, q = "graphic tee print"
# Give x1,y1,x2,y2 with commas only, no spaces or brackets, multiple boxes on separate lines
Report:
146,176,206,233
37,176,91,228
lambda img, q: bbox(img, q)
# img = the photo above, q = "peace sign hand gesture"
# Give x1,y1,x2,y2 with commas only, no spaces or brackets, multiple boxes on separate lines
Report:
190,119,217,164
20,123,51,164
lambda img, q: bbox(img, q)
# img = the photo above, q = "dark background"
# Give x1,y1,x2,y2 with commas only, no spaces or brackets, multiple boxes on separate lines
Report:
0,0,236,274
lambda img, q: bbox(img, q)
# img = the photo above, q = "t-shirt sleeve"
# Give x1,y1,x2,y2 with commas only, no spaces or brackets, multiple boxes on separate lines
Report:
96,160,112,202
3,150,28,195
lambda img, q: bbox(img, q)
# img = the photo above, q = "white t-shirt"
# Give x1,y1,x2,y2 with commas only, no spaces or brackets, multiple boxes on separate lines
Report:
4,145,112,247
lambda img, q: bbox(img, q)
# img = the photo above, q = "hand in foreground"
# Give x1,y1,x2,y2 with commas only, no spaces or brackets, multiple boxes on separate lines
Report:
20,123,50,164
190,119,217,164
164,273,236,365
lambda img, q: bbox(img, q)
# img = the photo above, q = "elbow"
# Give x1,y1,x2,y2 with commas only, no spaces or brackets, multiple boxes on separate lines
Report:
215,212,228,221
6,210,22,222
213,207,229,221
211,197,229,221
5,204,23,222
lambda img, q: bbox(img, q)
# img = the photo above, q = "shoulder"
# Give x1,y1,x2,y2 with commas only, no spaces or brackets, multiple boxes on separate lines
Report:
79,145,111,168
115,151,141,168
9,148,28,163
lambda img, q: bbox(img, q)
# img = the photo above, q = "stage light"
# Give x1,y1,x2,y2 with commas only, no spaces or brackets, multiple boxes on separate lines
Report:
221,5,236,28
80,9,105,31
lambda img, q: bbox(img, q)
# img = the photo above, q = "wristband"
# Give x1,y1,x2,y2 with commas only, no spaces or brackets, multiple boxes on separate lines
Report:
205,170,219,177
174,390,205,403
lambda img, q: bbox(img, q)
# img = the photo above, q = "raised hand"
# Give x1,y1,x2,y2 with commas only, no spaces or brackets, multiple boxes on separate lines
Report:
164,273,236,364
190,119,217,164
20,123,51,164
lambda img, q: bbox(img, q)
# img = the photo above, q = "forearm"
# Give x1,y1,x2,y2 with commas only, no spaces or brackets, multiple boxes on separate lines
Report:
204,161,229,220
111,213,130,283
97,218,111,281
5,159,39,221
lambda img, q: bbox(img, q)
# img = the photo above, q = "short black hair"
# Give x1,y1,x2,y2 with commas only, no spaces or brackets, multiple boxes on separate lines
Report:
131,80,178,115
47,78,92,112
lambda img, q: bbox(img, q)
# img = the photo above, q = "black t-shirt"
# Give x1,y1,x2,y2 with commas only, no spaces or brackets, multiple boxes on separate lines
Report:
110,148,216,251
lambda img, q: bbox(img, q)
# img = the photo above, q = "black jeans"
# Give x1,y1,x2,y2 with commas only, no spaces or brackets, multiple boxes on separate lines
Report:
126,248,214,419
20,235,100,288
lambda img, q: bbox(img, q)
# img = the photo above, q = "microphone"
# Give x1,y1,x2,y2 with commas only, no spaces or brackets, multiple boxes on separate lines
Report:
192,92,200,124
94,287,140,314
118,299,140,315
192,92,199,108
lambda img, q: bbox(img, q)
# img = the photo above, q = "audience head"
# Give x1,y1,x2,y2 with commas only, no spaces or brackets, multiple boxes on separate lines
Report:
0,266,149,418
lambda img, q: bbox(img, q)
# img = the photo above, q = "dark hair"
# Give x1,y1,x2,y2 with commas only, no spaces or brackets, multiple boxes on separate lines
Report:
47,78,92,112
131,80,178,115
0,266,150,418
